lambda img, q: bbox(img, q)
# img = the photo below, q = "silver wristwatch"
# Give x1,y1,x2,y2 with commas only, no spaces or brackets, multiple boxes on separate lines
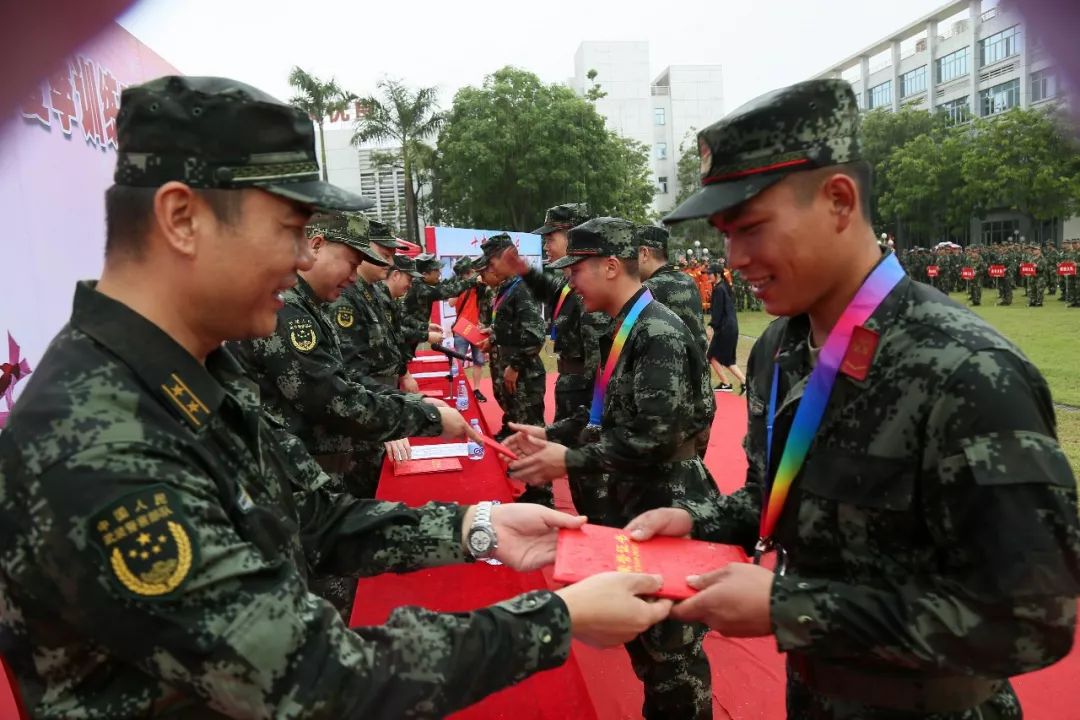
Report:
466,501,499,560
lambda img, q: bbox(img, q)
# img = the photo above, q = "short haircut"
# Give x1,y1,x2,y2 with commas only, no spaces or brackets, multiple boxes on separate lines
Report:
791,161,873,219
619,257,640,279
104,185,244,260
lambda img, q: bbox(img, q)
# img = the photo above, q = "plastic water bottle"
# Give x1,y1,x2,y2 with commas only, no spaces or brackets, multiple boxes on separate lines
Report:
450,359,459,379
467,419,484,461
455,380,470,411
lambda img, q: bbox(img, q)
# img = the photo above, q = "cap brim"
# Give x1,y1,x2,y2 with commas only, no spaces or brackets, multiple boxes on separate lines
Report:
357,245,390,267
532,224,557,235
372,238,408,249
661,173,787,225
259,179,375,212
548,254,587,270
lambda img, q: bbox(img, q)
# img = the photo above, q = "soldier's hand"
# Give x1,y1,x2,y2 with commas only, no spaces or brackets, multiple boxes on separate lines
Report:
399,373,420,394
504,423,547,458
427,330,444,345
483,504,586,571
428,322,443,332
435,406,484,443
557,572,673,648
384,437,411,463
624,508,694,541
670,562,774,637
503,365,519,394
505,246,529,276
507,435,567,486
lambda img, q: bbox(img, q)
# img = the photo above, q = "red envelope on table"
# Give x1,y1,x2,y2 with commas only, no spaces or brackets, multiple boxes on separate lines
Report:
553,523,748,600
392,457,463,476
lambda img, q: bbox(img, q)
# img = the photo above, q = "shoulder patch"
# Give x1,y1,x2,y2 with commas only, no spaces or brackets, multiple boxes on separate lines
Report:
335,306,355,329
89,486,198,599
287,316,318,353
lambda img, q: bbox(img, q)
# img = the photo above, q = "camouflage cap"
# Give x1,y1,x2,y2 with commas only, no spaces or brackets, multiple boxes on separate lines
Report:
392,254,423,278
663,78,861,225
549,217,637,269
453,256,474,275
113,76,374,212
369,219,407,249
308,211,389,267
473,233,515,270
532,202,592,236
635,224,670,255
415,253,441,273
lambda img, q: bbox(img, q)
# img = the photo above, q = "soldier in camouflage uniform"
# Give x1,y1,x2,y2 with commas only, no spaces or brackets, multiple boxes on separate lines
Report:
632,77,1080,720
474,234,551,506
1023,244,1045,307
383,253,426,376
509,202,611,517
0,74,675,720
507,218,720,720
998,243,1015,306
636,223,708,354
402,252,476,356
965,247,984,306
1067,241,1080,307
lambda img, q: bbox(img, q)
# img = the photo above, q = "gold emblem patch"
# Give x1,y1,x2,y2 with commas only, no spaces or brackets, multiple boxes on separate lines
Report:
90,486,197,598
336,306,355,328
287,317,318,353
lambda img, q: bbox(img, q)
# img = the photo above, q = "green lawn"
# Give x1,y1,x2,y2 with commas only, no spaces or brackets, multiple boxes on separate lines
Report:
731,293,1080,473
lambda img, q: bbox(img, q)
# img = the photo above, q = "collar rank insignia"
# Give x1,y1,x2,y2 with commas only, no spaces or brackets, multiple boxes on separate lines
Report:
287,316,318,353
89,486,198,598
336,306,354,329
161,373,209,428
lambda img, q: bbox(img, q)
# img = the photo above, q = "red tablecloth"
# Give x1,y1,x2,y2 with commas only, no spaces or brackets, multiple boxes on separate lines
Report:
348,354,597,719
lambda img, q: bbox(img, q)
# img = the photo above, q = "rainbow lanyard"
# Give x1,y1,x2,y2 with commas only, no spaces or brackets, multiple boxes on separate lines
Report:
757,253,905,562
491,277,521,324
550,284,573,340
587,290,653,427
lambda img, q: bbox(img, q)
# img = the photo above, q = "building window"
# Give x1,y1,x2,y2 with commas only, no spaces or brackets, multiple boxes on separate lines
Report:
654,107,666,126
657,176,669,194
1031,69,1057,102
981,219,1019,245
867,81,893,109
980,78,1020,116
939,96,971,124
900,66,928,97
980,25,1021,66
936,47,969,83
655,142,668,160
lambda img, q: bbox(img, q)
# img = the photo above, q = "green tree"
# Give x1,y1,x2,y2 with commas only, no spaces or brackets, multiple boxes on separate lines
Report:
667,130,721,261
353,79,444,243
585,69,608,103
433,67,654,231
960,107,1080,228
287,67,355,182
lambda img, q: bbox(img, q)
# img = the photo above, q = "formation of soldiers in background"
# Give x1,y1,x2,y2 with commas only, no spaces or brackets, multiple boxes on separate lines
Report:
897,239,1080,308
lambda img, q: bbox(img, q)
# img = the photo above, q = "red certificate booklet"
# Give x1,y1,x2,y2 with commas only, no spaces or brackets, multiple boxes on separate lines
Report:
392,457,463,476
553,524,748,600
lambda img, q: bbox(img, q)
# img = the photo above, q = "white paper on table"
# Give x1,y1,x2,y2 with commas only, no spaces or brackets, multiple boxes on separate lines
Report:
412,371,449,379
410,443,469,459
412,355,450,364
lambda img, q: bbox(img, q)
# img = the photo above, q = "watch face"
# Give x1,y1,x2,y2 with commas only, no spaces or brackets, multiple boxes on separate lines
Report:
469,528,493,555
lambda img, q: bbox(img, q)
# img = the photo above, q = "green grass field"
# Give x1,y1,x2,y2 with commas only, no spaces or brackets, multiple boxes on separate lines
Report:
731,293,1080,472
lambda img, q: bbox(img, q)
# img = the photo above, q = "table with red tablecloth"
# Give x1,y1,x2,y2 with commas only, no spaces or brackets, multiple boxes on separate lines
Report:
348,352,598,719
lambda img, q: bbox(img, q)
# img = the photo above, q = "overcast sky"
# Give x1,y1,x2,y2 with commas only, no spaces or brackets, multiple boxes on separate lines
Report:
118,0,955,115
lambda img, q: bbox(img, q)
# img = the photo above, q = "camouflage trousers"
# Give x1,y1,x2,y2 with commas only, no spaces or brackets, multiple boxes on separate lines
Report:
968,280,982,306
1027,276,1045,307
997,278,1013,306
493,352,550,506
786,668,1021,720
556,372,607,519
1068,276,1080,307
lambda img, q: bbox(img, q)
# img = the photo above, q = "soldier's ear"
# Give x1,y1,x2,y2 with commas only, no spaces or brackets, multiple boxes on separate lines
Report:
151,181,201,259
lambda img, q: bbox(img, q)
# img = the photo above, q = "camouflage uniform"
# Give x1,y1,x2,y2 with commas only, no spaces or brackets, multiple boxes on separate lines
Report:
524,202,611,517
663,78,1080,719
403,253,476,354
1024,246,1045,307
228,270,441,500
0,282,570,719
0,75,572,718
548,218,719,720
965,250,984,306
637,225,708,355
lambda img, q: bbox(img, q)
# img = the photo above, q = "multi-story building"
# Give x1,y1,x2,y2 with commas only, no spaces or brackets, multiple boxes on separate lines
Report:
815,0,1077,245
570,42,724,213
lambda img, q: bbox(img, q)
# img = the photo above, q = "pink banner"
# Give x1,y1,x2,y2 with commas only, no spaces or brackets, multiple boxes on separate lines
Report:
0,23,178,421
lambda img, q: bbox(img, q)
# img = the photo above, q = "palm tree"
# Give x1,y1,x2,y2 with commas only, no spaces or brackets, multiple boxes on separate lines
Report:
352,79,444,242
287,67,355,181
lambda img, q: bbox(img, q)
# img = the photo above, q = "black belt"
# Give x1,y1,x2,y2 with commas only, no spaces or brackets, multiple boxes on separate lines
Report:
557,356,587,375
790,655,1003,713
